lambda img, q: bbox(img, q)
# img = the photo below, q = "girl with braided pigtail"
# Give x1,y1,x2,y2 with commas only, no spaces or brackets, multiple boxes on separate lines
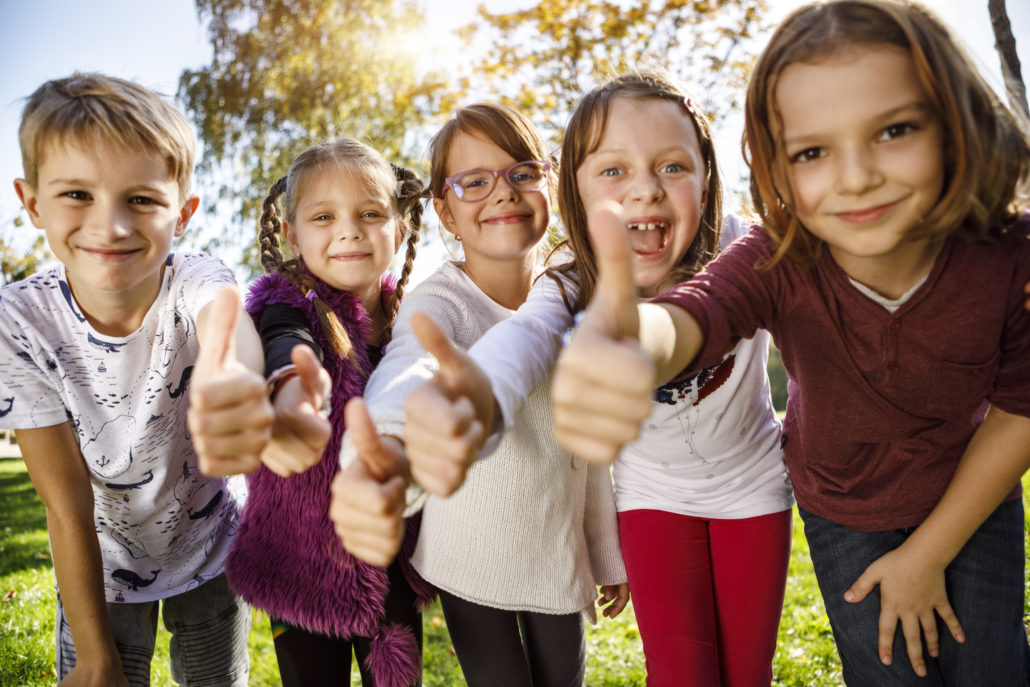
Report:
225,138,435,687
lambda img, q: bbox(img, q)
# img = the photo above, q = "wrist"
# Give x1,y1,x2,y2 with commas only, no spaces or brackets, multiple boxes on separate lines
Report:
266,364,299,402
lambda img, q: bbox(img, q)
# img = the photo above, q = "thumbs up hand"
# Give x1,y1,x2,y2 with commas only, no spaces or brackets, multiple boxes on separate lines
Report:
552,203,656,464
330,398,408,566
260,344,333,477
188,287,274,476
402,312,495,497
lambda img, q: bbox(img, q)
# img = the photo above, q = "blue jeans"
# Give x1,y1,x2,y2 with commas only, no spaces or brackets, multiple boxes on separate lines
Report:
57,573,250,687
799,500,1029,686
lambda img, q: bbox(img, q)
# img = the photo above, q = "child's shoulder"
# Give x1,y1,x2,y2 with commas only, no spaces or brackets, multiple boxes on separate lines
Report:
0,263,70,317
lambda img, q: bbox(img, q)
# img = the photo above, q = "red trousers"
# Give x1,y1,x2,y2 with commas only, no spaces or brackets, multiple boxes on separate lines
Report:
618,508,792,687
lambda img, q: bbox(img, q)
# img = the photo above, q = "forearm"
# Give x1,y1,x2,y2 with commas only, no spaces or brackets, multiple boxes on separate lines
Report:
903,406,1030,569
16,426,122,673
637,302,704,385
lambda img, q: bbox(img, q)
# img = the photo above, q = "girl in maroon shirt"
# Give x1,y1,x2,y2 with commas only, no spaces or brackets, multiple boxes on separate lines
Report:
553,1,1030,685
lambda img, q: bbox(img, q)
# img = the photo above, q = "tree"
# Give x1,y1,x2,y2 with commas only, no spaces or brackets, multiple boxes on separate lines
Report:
988,0,1029,125
0,218,50,285
178,0,459,276
459,0,768,142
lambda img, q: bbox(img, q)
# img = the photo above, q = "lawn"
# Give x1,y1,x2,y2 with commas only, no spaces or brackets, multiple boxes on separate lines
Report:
1,455,1027,686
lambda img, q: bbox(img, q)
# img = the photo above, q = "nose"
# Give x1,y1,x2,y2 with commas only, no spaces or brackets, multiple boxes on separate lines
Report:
834,145,884,195
629,170,663,203
489,172,519,202
86,199,132,240
334,217,364,241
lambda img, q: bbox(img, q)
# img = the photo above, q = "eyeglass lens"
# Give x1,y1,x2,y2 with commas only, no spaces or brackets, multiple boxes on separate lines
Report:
452,161,548,201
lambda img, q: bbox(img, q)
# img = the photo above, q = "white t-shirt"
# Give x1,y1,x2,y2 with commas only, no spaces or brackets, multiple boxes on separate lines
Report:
0,253,244,602
468,216,794,519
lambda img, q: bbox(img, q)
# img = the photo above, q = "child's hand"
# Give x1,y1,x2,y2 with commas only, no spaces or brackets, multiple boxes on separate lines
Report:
403,311,494,497
189,287,274,476
844,544,964,677
552,203,655,463
330,398,408,566
261,344,332,477
597,583,630,619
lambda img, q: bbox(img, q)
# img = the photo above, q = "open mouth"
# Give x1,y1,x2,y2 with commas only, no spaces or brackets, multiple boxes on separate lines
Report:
628,221,669,256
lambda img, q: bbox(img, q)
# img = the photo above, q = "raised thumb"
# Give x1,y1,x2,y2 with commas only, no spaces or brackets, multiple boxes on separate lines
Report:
344,397,397,482
196,286,241,376
586,202,639,340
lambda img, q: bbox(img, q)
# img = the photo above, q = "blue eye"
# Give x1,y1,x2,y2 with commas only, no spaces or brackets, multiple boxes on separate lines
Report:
661,163,686,174
600,168,622,177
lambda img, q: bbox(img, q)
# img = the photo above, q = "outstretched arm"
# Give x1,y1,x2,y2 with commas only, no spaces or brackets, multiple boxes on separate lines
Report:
17,423,130,687
189,287,274,476
844,405,1030,677
551,204,702,463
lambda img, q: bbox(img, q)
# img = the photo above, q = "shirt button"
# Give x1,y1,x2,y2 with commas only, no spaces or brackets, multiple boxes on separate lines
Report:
889,319,901,330
887,360,899,371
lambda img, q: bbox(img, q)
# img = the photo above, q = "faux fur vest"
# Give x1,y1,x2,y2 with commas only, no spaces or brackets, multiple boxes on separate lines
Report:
225,271,434,687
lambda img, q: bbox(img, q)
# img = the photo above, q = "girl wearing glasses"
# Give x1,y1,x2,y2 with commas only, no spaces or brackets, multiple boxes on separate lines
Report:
332,102,628,686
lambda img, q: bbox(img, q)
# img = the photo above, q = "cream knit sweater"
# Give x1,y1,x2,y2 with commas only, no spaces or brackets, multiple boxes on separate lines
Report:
340,262,626,614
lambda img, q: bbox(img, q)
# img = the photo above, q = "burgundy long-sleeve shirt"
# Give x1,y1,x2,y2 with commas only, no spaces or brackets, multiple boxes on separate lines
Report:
654,215,1030,531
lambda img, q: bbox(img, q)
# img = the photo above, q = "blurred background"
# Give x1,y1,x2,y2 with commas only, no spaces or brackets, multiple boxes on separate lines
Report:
0,1,1026,409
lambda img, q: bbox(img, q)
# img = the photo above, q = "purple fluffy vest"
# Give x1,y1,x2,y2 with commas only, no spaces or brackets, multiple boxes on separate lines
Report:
225,271,434,687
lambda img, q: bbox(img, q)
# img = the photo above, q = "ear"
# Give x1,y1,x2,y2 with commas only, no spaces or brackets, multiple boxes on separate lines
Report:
13,179,45,229
175,195,200,238
282,218,301,255
433,197,458,238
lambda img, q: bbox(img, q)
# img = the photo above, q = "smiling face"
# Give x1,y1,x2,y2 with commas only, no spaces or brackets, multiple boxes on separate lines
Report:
575,96,707,297
14,137,195,322
283,164,402,302
776,44,945,285
432,129,550,272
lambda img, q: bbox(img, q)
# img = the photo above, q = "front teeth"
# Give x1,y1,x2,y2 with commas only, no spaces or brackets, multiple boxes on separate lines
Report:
628,222,667,231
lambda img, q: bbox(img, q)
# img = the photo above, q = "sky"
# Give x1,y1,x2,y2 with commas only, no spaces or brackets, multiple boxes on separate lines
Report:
0,0,1027,280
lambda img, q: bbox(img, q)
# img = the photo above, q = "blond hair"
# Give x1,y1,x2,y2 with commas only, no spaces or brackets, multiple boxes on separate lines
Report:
258,138,427,359
19,72,196,199
745,0,1030,267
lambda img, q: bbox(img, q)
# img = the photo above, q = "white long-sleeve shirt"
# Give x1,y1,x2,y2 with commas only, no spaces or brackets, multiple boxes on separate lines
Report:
340,261,625,614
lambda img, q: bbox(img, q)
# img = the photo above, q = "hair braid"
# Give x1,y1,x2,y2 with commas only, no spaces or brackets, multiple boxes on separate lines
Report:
258,176,290,274
383,164,429,346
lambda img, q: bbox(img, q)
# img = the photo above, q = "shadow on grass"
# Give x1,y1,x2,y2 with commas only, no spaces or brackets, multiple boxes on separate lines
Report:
0,457,52,575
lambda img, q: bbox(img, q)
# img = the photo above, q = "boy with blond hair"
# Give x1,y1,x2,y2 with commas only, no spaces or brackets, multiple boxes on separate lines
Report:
1,72,274,686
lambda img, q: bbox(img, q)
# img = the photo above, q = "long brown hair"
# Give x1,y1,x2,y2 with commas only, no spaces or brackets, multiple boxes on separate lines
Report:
745,0,1030,268
553,70,723,312
257,138,428,359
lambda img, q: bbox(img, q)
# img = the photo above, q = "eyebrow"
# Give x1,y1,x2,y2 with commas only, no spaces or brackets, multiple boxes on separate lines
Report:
45,178,173,195
782,101,933,148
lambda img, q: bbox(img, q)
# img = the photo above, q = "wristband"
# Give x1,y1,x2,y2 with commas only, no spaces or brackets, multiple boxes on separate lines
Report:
266,364,299,402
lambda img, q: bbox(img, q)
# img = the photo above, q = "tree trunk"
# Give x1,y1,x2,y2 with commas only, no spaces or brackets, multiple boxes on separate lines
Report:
988,0,1030,125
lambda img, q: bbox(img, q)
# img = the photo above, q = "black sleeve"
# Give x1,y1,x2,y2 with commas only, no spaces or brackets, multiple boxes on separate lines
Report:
257,303,323,377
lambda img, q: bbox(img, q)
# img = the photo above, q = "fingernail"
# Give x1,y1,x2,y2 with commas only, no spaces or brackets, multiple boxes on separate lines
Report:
956,633,965,643
881,655,891,666
843,590,854,602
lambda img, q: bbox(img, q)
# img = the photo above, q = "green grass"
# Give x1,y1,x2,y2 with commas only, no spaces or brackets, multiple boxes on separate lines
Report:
1,455,1027,686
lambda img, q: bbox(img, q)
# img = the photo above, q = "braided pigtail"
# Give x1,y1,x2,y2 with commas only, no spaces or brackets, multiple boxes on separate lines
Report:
382,164,428,346
258,176,290,275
